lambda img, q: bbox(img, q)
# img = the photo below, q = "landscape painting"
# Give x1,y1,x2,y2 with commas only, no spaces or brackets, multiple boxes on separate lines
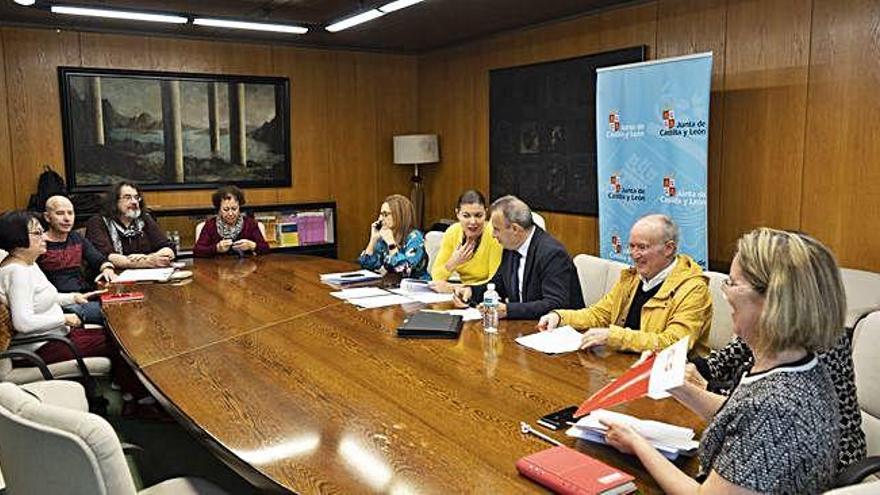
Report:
59,67,291,192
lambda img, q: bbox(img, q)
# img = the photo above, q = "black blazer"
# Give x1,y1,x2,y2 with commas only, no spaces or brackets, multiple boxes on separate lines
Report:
471,227,584,319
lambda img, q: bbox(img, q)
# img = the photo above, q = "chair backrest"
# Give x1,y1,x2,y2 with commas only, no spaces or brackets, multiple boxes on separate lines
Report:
572,254,629,307
424,231,444,275
704,271,735,349
257,221,267,240
0,305,14,379
841,268,880,327
531,212,546,230
0,382,136,495
853,311,880,457
194,221,206,244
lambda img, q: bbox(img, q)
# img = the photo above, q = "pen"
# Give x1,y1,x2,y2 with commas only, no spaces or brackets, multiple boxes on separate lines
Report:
520,422,563,447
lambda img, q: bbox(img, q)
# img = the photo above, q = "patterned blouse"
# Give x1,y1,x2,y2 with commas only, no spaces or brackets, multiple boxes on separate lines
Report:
698,355,841,493
694,332,866,471
358,230,429,280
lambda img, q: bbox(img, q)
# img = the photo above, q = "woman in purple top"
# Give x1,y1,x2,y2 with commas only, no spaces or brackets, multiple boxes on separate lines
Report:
193,185,270,257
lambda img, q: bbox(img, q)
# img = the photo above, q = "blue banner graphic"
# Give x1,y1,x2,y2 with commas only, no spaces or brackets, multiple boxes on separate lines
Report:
596,53,713,268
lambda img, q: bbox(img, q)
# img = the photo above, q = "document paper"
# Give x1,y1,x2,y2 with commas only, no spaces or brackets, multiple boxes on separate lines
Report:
515,326,583,354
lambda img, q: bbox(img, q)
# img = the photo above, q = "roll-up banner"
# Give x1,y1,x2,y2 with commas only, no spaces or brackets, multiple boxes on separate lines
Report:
596,52,713,268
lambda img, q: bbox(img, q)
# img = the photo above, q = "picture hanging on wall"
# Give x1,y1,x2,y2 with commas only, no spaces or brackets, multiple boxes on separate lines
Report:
489,46,645,216
58,67,291,192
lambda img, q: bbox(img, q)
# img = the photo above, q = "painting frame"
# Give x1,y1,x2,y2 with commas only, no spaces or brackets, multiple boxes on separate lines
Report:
489,46,646,216
58,66,292,193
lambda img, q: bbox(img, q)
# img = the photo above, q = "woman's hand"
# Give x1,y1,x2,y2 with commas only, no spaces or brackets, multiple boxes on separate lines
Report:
233,239,257,252
429,280,455,294
217,239,233,253
536,312,560,331
64,313,82,328
72,290,106,304
445,240,476,271
452,286,472,308
600,419,647,455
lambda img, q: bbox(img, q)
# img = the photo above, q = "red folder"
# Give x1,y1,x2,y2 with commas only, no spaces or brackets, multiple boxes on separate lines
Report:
516,445,636,494
574,354,655,418
100,292,145,304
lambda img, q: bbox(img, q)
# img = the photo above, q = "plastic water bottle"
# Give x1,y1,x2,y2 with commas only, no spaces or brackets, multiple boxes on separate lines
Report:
171,231,181,252
482,283,499,333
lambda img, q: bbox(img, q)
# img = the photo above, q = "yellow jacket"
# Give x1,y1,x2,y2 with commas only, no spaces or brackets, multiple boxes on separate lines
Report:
555,254,712,355
431,222,502,285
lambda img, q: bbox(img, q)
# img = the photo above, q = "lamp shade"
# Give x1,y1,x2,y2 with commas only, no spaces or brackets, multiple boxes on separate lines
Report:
393,134,439,164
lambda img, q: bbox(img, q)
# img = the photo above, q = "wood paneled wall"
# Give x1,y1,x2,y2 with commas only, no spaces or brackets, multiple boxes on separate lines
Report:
0,28,417,261
417,0,880,272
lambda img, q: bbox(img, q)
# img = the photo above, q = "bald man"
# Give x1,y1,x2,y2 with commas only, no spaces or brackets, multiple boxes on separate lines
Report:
538,214,712,355
38,195,116,324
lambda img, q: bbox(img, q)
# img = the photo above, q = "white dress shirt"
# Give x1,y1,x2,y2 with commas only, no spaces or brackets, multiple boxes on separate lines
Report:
514,226,536,302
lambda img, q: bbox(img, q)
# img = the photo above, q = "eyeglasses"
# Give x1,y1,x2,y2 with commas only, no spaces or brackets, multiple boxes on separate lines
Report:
120,194,141,202
722,277,766,294
28,228,45,237
379,211,392,218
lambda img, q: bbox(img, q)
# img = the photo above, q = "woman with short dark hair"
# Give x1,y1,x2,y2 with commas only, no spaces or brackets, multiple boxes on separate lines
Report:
0,210,149,408
193,185,269,257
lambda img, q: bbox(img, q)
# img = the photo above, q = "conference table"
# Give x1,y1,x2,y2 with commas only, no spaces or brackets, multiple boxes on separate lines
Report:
103,254,702,494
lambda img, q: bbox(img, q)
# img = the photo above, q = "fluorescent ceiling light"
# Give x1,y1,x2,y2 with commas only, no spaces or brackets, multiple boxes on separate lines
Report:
50,6,188,24
379,0,425,13
193,18,307,34
325,9,384,32
13,0,37,6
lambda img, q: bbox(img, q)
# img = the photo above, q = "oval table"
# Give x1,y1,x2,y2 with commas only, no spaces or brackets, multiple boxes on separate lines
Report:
103,254,702,494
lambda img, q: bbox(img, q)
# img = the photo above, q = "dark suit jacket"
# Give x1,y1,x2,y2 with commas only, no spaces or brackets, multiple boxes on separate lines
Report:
470,227,584,319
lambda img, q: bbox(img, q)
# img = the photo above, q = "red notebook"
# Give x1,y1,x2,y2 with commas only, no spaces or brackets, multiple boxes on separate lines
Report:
516,446,636,495
100,292,145,304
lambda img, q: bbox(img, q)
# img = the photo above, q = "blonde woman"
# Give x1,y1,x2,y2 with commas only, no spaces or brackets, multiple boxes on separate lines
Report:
359,194,428,280
601,228,845,493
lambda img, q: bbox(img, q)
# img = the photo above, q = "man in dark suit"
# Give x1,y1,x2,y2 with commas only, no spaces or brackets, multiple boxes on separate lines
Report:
452,195,584,319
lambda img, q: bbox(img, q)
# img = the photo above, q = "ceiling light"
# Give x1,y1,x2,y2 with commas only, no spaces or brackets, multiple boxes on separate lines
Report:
193,18,307,34
325,9,384,33
50,6,188,24
378,0,425,13
13,0,37,6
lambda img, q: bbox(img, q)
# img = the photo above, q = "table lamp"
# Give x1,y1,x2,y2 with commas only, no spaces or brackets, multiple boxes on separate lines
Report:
393,134,439,229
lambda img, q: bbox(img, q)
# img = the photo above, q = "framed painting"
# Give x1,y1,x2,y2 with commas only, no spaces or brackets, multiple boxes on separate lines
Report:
59,67,291,192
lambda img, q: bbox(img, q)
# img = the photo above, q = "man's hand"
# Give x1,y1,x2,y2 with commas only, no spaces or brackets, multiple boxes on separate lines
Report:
217,239,233,253
94,267,117,284
452,286,472,308
147,253,173,267
536,312,560,331
579,327,610,350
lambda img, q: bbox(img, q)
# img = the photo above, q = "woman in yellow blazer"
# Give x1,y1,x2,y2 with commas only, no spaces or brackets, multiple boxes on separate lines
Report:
430,190,503,293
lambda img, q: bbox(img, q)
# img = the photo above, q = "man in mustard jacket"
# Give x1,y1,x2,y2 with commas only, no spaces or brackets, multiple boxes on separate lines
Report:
538,214,712,355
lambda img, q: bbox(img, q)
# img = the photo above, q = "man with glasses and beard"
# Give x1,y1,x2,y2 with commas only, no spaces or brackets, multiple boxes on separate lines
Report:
537,214,712,355
85,182,176,269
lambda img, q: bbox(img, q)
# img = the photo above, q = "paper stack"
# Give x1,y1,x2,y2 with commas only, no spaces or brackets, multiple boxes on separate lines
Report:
320,269,382,287
515,326,583,354
566,409,698,460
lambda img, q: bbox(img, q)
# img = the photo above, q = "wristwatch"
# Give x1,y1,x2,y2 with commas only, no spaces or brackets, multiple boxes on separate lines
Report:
387,243,398,251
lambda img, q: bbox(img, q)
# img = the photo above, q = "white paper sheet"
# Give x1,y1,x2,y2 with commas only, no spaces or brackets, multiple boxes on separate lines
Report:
320,269,381,283
115,268,175,283
647,336,689,399
330,287,390,300
350,294,414,309
388,288,454,304
514,325,583,354
567,409,698,452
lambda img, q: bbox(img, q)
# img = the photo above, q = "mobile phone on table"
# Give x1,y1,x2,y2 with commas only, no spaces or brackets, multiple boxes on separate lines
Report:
537,405,578,431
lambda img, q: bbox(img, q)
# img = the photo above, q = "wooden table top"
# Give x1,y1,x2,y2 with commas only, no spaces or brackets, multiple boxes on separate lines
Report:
103,254,702,494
